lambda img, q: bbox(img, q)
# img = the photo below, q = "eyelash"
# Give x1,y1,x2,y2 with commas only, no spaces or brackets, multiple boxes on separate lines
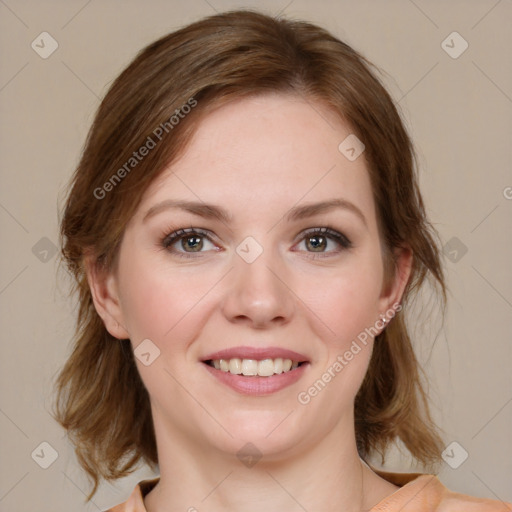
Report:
161,226,353,260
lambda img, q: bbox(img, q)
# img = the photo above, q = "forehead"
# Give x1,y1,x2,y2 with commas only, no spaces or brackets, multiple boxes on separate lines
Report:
136,93,376,226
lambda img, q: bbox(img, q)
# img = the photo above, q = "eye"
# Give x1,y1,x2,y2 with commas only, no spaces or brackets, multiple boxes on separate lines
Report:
160,225,352,260
161,227,219,259
293,227,352,257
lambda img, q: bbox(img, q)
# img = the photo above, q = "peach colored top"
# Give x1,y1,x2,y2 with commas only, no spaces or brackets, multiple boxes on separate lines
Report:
104,471,511,511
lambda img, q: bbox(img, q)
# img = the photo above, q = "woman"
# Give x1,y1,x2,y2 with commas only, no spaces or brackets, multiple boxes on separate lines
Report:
52,10,510,512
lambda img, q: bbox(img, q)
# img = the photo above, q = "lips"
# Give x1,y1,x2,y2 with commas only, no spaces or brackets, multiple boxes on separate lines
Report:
201,346,311,395
202,346,309,362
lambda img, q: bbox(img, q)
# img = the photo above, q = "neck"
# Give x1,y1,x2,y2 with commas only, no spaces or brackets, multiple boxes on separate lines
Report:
143,411,398,512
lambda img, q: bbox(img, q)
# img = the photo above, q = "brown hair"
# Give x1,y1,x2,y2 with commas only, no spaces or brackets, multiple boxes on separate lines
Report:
53,9,446,501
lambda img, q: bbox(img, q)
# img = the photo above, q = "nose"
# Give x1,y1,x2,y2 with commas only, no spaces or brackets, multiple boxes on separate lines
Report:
221,243,295,329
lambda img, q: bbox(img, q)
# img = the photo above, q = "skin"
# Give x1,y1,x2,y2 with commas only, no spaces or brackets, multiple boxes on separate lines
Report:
88,94,412,511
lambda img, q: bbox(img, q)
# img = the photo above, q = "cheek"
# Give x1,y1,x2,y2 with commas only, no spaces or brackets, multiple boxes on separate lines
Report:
117,250,221,350
299,255,384,345
117,259,215,401
296,272,381,409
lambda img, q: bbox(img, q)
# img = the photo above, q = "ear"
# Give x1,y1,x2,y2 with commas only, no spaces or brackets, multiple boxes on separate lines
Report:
84,254,130,340
378,245,413,314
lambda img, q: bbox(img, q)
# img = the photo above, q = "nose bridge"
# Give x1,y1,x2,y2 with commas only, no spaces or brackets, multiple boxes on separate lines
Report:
222,235,294,327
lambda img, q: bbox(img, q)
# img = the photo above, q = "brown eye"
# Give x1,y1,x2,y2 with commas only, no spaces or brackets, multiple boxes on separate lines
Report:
181,235,203,252
162,228,217,258
295,227,352,257
305,234,327,252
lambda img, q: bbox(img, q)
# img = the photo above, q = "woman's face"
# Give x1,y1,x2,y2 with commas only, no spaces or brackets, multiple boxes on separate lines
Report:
94,94,409,460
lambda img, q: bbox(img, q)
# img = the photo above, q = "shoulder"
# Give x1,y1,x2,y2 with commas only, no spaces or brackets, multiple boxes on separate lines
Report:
371,470,511,512
436,486,512,512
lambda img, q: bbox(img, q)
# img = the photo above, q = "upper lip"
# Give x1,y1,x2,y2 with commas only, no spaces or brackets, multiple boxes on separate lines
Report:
202,346,309,362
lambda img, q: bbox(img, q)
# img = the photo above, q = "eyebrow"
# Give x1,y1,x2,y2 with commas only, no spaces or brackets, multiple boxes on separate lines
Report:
143,198,367,227
143,199,232,223
285,198,367,227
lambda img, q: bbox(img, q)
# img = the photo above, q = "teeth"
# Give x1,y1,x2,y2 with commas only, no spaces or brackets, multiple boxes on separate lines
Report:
241,359,258,376
229,358,242,374
210,357,303,376
257,359,274,377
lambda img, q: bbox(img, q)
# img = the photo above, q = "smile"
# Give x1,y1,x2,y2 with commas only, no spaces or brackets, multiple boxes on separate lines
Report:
201,347,310,395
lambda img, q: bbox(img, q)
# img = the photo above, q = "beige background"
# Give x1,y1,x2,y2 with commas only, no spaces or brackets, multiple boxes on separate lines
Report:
1,0,511,510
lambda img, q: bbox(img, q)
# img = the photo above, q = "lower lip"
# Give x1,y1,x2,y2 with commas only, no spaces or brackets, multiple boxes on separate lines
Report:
202,362,309,395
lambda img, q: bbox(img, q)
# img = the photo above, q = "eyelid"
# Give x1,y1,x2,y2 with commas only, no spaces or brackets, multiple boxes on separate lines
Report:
162,227,215,247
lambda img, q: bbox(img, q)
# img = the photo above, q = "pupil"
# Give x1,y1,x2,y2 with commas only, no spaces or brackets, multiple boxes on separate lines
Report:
308,235,325,252
183,236,203,252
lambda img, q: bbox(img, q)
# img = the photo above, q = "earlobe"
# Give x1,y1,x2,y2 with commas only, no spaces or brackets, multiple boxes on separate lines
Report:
84,255,130,340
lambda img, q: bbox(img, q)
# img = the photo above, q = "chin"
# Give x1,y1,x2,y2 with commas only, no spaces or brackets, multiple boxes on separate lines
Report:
208,408,308,459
